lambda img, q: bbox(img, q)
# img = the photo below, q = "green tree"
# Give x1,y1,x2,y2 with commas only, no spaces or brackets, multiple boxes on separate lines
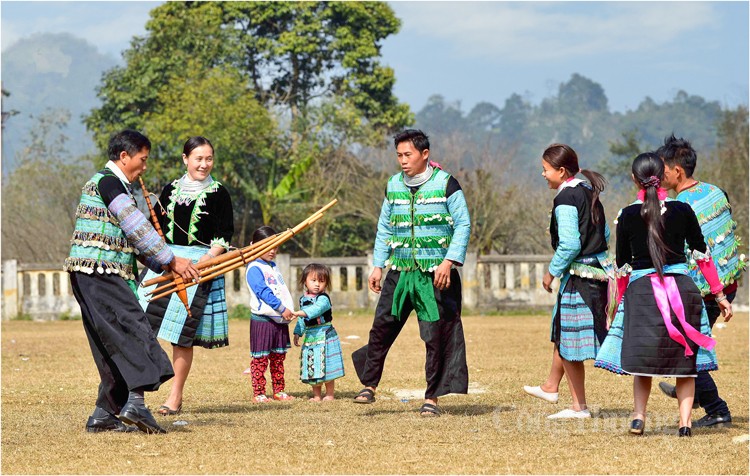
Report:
498,93,530,139
1,88,19,131
86,1,411,152
85,1,412,245
139,65,279,244
415,95,465,136
558,73,608,113
702,106,749,246
598,128,650,185
2,109,95,262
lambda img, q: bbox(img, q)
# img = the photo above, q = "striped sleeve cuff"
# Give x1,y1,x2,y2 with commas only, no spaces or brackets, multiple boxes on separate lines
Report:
109,194,174,271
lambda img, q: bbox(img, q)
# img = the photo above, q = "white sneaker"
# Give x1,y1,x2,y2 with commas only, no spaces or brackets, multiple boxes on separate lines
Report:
547,408,591,419
523,385,559,403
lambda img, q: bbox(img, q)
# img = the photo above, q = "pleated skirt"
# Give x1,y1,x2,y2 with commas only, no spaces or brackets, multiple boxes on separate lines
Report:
595,274,718,377
551,275,609,361
137,244,229,349
250,315,291,358
299,323,345,384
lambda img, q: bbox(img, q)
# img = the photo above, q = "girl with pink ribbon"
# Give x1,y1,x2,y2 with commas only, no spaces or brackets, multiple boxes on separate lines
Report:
594,152,732,437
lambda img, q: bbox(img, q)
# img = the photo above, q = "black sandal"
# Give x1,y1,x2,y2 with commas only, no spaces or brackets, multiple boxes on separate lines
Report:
157,404,182,416
419,403,441,417
353,388,376,404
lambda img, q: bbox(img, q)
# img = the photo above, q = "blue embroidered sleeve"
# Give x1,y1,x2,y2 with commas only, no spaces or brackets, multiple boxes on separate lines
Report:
373,198,393,268
300,294,332,319
445,189,471,265
548,204,581,277
246,266,285,312
604,221,611,244
109,193,174,272
293,316,305,336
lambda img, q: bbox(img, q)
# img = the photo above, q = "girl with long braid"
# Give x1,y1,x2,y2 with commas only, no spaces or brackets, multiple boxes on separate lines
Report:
524,143,612,419
595,152,732,437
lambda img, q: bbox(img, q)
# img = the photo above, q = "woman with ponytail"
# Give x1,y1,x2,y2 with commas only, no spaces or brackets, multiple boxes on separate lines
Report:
595,152,732,437
524,144,612,419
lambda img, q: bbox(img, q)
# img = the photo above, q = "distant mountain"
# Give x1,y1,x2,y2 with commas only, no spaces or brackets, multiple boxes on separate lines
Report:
414,74,725,182
0,33,729,184
1,32,118,171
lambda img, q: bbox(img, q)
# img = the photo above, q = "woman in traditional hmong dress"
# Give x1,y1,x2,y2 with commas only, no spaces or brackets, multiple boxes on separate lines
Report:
524,143,612,419
594,152,732,437
292,264,345,401
136,136,234,415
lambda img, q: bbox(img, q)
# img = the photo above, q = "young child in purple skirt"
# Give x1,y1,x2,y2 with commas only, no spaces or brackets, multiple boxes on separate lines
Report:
244,226,296,403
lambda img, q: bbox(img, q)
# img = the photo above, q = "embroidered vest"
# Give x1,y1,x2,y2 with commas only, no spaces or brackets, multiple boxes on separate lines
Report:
245,260,294,317
300,292,333,327
164,177,222,244
678,182,747,295
63,170,137,281
385,168,454,272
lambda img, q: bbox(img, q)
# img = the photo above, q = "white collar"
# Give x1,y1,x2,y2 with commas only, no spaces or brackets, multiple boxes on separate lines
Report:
403,165,433,187
177,173,215,194
556,177,583,195
106,160,131,185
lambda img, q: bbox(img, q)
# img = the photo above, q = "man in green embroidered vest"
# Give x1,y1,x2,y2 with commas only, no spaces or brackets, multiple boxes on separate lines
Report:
64,130,199,434
657,134,747,428
352,129,471,417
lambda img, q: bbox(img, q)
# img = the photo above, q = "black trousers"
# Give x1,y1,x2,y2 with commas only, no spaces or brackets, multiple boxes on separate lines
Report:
70,272,174,415
352,269,468,399
695,292,735,415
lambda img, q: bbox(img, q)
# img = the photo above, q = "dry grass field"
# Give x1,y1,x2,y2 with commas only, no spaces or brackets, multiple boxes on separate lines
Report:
2,311,748,475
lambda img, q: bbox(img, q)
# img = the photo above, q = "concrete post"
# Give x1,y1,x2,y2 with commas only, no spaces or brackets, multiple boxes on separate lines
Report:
462,252,478,310
2,260,18,320
276,253,291,291
366,252,378,308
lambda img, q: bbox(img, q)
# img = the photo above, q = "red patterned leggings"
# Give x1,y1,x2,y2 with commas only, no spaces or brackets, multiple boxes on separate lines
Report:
250,353,286,396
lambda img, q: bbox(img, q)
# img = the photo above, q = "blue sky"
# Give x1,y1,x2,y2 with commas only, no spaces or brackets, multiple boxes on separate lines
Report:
2,1,748,113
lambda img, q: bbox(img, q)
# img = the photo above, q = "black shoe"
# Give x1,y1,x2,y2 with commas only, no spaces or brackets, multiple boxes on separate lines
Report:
693,413,732,428
86,414,138,433
629,419,645,435
678,426,692,437
657,382,700,409
119,402,167,434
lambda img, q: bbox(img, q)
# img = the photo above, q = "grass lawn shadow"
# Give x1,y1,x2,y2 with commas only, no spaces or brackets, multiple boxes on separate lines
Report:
442,403,503,416
593,407,633,418
191,403,294,414
2,314,747,475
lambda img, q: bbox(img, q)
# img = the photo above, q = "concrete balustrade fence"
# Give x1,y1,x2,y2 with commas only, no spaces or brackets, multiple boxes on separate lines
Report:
2,254,747,320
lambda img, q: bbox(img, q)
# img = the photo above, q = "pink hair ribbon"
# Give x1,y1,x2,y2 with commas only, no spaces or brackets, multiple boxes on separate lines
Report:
636,187,668,201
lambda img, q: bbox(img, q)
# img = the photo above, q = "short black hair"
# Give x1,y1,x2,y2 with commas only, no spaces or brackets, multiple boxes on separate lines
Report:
656,133,697,177
394,129,429,152
107,129,151,162
251,225,277,244
299,263,331,292
183,136,214,157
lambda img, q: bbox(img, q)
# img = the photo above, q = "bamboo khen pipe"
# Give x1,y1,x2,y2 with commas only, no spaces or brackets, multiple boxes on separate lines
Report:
138,177,165,238
143,200,334,289
145,226,299,298
145,199,338,302
141,232,278,288
147,207,329,299
139,176,191,315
